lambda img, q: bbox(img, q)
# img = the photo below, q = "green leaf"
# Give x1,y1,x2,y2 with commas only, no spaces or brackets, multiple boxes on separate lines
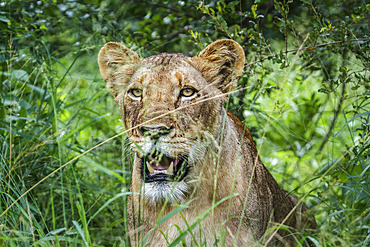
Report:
318,88,328,93
72,220,89,247
0,16,10,23
2,69,29,81
251,5,258,19
40,24,48,30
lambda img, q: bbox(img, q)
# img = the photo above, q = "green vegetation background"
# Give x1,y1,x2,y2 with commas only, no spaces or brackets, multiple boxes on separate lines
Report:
0,0,369,246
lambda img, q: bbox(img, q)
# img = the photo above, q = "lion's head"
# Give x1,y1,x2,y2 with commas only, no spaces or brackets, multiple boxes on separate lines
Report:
98,40,245,204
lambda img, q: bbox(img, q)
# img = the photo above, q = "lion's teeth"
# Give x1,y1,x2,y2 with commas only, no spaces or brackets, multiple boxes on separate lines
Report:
168,161,174,175
147,162,154,174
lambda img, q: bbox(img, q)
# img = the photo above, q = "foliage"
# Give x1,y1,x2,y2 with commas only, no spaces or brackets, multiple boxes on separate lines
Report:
0,0,369,246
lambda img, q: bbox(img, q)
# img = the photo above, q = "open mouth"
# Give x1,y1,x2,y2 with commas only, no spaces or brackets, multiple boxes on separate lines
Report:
140,150,189,183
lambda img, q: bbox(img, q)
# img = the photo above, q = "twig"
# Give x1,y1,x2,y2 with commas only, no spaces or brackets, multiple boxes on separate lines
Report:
198,4,232,39
317,79,346,154
245,38,370,67
154,3,194,18
316,50,348,154
325,68,370,93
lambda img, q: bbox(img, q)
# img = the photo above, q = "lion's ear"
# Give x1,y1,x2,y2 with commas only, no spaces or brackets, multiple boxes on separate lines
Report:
191,39,245,94
98,42,141,97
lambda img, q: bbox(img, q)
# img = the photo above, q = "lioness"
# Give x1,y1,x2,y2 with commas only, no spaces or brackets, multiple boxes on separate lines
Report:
98,39,316,246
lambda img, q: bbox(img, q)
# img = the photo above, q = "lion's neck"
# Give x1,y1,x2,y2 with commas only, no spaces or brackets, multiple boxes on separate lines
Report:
182,108,245,206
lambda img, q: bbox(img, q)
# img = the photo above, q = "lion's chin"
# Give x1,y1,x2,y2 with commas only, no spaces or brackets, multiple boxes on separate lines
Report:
142,181,189,204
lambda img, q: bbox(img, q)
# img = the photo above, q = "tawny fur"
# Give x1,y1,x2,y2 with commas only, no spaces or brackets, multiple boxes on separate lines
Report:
98,39,316,246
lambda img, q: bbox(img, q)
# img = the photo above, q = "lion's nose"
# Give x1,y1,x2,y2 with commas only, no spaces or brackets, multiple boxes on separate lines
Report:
139,125,173,138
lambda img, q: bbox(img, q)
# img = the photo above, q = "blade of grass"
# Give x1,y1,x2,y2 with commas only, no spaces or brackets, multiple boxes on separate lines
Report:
168,193,238,247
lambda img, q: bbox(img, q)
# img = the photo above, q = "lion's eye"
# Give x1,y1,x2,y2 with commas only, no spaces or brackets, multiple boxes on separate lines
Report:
128,89,142,99
180,88,196,97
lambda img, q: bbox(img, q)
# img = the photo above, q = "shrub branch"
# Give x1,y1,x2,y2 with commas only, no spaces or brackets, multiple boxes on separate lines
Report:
246,38,370,67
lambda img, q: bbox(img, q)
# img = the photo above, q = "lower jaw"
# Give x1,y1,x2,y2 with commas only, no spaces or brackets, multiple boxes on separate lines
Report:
142,180,189,204
143,173,169,183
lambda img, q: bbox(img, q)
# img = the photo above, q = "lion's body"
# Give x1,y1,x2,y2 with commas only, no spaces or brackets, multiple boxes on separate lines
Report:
98,40,316,246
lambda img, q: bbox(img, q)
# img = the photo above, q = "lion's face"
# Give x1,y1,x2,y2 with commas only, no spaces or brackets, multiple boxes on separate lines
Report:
98,40,245,204
121,55,223,203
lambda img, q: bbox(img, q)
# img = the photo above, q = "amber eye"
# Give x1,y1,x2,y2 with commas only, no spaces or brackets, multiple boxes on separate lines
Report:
128,88,142,99
180,88,196,97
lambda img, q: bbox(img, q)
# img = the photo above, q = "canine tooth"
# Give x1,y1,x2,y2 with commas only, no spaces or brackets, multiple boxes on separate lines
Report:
168,161,174,175
147,162,154,174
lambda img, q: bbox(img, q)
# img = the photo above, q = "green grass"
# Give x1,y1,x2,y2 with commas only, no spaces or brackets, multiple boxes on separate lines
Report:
1,46,368,246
